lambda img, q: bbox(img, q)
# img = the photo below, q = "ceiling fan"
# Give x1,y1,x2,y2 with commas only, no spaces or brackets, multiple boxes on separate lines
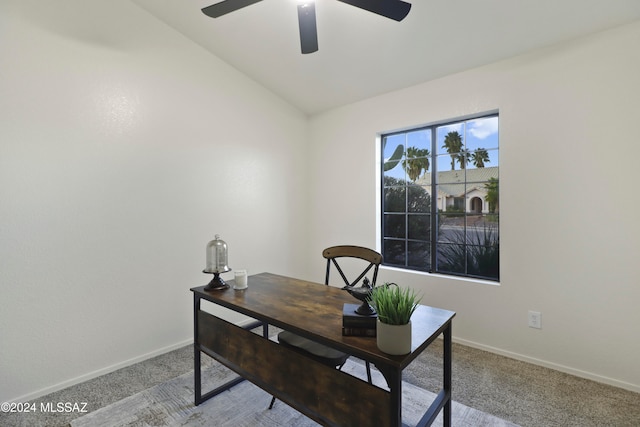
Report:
201,0,412,54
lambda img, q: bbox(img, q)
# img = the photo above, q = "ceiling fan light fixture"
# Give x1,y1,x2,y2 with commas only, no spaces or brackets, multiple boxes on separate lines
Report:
201,0,412,53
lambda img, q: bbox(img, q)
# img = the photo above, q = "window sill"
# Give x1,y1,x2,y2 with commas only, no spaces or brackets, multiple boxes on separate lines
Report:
380,265,500,287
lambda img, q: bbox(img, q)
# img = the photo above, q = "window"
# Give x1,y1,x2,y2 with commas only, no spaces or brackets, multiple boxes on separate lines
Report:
381,114,499,281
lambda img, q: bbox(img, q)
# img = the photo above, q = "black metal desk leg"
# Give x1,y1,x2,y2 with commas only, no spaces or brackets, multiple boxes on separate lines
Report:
443,323,452,427
194,344,202,405
390,371,402,427
193,295,202,405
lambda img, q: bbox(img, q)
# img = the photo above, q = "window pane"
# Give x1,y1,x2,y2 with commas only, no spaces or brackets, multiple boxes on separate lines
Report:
466,213,499,230
408,241,430,271
436,156,464,182
465,166,497,184
436,183,466,213
406,129,430,151
407,184,431,213
466,242,500,280
383,134,405,180
384,161,406,181
486,149,499,168
437,123,464,156
403,130,431,182
383,186,406,212
465,221,499,245
465,149,497,170
484,176,499,214
436,243,466,275
383,239,405,266
438,213,465,243
408,214,430,240
383,134,405,158
465,116,499,151
402,153,430,183
384,214,405,239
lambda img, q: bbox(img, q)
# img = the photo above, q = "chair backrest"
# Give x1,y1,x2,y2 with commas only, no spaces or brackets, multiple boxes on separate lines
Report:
322,245,383,288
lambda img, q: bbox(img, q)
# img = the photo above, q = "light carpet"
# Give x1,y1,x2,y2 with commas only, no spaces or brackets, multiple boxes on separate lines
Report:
70,358,519,427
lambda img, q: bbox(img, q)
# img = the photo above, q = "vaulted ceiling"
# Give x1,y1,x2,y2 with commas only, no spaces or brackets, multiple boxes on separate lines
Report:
132,0,640,115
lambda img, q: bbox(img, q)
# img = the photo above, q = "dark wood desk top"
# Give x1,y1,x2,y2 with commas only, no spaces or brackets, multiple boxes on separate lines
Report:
192,272,455,369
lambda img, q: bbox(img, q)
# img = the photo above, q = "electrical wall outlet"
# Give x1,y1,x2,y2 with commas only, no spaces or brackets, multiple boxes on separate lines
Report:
528,311,541,329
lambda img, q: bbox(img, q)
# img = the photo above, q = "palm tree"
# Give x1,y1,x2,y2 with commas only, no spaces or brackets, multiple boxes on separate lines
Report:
402,146,430,181
442,131,463,170
458,148,471,169
484,177,499,213
471,148,489,168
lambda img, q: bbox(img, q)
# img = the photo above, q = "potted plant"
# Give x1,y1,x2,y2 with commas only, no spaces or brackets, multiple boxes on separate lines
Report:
368,283,421,355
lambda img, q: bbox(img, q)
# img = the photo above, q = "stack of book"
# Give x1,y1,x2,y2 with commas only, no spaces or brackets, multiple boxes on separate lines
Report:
342,303,377,337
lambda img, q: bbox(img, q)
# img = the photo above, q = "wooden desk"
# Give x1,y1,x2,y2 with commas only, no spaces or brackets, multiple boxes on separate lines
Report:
191,272,455,427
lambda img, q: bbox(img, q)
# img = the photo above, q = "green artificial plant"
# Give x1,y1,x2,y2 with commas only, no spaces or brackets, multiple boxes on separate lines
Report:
368,283,422,325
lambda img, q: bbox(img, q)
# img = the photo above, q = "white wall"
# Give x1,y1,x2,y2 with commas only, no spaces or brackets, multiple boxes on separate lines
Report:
0,1,308,402
307,21,640,392
2,0,638,404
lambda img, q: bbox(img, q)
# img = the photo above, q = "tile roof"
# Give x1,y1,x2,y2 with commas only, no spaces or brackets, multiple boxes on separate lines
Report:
416,166,498,197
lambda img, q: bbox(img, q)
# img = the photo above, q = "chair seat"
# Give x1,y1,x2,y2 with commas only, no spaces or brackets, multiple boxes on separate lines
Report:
278,330,349,367
269,246,381,410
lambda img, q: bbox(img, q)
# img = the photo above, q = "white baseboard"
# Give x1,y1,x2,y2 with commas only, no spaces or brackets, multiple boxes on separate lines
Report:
9,338,194,403
12,319,264,403
12,330,638,403
454,337,640,394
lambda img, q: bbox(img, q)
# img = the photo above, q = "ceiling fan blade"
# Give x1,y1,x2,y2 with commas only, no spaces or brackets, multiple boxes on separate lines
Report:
298,2,318,54
201,0,262,18
337,0,411,21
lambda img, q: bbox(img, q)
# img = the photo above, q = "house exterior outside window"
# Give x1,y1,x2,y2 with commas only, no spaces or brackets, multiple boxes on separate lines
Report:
381,114,499,281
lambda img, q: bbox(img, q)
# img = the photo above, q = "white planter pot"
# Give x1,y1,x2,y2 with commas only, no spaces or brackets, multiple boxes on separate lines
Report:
376,319,412,355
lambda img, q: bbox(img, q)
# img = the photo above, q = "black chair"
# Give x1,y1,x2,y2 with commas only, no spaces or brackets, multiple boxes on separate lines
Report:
269,245,383,409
